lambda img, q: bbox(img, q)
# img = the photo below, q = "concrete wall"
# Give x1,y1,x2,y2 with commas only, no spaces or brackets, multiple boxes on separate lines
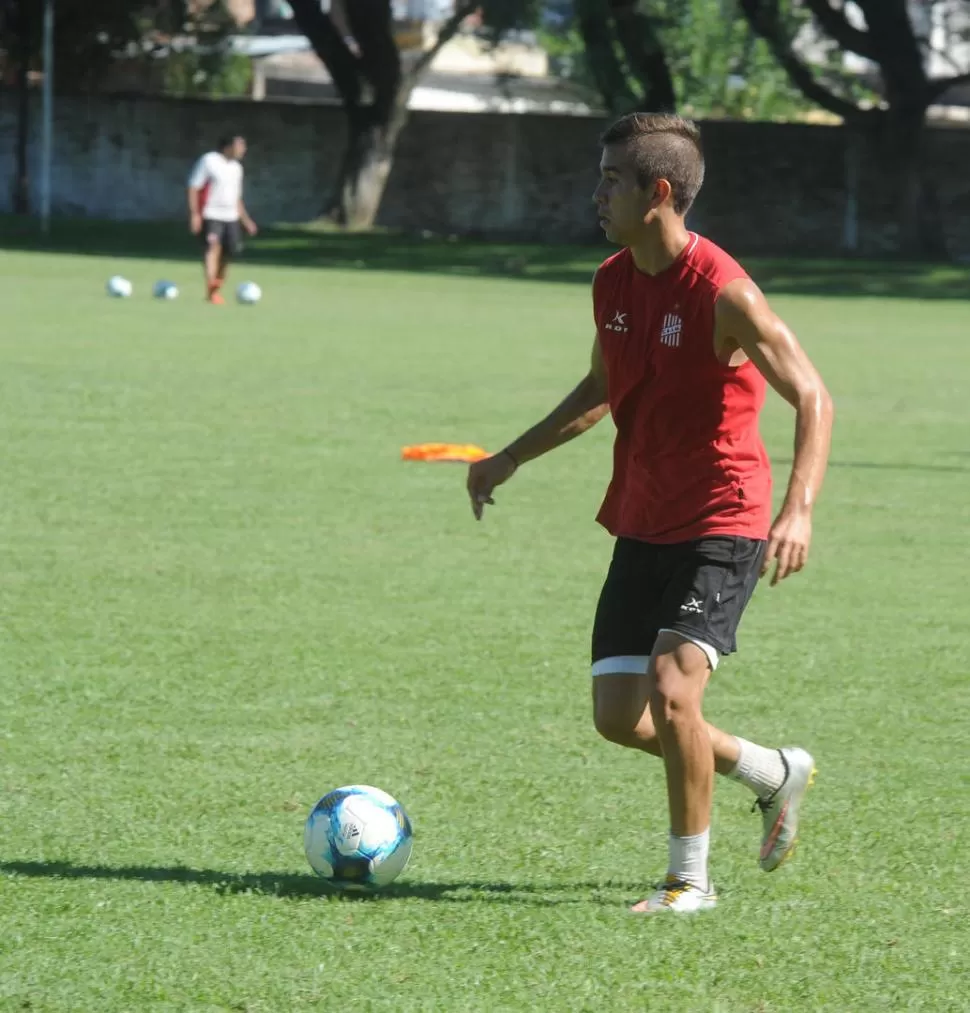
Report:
3,93,970,257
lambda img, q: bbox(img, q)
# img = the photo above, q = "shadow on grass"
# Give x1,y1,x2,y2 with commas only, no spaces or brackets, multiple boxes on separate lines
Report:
775,457,970,475
0,859,631,906
0,218,600,287
3,216,970,300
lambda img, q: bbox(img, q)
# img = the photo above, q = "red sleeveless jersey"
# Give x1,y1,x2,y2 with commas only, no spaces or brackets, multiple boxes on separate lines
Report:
593,234,772,544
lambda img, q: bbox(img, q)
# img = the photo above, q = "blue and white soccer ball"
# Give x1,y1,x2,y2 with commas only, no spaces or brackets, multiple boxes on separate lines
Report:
153,280,179,300
236,281,262,305
106,275,133,298
304,785,413,891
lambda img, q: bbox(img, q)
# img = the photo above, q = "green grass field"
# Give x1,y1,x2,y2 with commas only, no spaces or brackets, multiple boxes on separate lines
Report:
1,228,969,1012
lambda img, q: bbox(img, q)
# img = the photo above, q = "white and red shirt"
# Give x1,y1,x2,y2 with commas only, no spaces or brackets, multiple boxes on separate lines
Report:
188,152,243,222
593,234,772,545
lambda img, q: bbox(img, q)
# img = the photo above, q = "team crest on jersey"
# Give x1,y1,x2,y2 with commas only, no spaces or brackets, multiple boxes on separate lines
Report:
660,313,683,347
605,310,629,333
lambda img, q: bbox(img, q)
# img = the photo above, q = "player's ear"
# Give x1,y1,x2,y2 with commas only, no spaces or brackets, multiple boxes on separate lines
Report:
649,178,672,209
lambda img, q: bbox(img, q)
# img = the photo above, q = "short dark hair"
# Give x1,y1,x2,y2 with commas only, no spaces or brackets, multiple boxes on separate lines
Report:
600,113,705,215
217,134,241,151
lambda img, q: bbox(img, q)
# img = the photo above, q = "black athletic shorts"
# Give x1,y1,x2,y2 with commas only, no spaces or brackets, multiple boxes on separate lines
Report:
202,219,243,256
591,535,766,673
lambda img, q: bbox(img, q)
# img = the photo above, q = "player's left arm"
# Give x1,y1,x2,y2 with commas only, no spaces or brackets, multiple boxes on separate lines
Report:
237,172,258,236
715,278,834,586
238,197,258,236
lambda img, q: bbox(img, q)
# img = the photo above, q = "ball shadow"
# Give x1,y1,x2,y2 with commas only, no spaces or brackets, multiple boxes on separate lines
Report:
1,860,635,907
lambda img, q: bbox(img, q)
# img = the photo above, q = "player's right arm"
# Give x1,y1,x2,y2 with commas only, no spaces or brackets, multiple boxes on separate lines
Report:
466,336,609,521
186,156,208,234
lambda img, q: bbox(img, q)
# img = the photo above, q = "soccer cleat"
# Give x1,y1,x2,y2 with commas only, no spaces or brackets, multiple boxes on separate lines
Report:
629,876,717,915
754,747,816,872
208,291,225,305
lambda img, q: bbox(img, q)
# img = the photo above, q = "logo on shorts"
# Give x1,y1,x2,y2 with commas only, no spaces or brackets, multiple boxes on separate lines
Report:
680,595,704,615
605,311,629,333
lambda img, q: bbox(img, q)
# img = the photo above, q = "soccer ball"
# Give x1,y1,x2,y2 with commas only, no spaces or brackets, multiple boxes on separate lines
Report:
304,785,413,891
106,275,133,298
153,280,179,300
236,281,262,305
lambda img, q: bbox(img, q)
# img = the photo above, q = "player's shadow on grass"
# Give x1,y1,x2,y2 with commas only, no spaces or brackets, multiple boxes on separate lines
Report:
775,457,970,475
0,860,628,906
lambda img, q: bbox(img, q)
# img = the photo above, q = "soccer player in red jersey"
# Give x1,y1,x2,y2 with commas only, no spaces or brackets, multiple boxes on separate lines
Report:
466,113,834,914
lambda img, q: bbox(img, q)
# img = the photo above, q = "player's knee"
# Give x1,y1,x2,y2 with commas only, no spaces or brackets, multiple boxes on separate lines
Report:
648,657,701,730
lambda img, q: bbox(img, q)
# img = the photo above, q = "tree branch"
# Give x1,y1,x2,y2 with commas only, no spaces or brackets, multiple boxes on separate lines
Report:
739,0,865,121
287,0,362,108
575,0,641,113
802,0,875,60
928,70,970,103
916,36,965,77
853,0,926,99
610,1,676,112
344,0,401,123
407,1,478,81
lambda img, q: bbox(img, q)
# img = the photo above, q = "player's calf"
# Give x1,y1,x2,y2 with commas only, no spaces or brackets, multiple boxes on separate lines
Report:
204,239,224,302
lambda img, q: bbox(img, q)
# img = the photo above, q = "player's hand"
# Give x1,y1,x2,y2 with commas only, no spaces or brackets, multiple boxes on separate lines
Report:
244,219,259,237
466,451,518,521
762,507,812,586
190,213,203,235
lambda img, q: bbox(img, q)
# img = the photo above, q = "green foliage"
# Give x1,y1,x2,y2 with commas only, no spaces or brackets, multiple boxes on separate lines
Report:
543,24,600,93
134,0,193,37
162,50,252,98
651,0,810,119
8,0,245,96
158,0,250,99
478,0,547,39
539,0,815,120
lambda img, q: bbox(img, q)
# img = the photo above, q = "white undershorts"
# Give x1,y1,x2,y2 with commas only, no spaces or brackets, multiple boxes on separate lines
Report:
590,629,720,676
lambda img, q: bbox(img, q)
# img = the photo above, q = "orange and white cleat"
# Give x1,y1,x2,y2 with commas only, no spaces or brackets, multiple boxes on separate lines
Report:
629,876,717,915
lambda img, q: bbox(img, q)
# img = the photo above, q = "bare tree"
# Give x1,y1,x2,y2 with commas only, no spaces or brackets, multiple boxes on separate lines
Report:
576,0,676,113
740,0,970,255
287,0,478,229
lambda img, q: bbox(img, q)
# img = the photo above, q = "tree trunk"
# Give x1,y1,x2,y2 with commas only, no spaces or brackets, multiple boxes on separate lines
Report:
332,102,409,230
290,0,471,230
576,0,639,112
739,0,963,259
882,111,947,259
610,0,677,112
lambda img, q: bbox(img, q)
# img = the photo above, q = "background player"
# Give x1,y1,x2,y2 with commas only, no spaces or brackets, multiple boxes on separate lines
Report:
466,113,834,915
187,134,258,304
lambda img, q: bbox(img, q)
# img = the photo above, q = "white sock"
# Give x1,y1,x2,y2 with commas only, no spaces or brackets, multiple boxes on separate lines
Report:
729,737,787,799
667,829,710,892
